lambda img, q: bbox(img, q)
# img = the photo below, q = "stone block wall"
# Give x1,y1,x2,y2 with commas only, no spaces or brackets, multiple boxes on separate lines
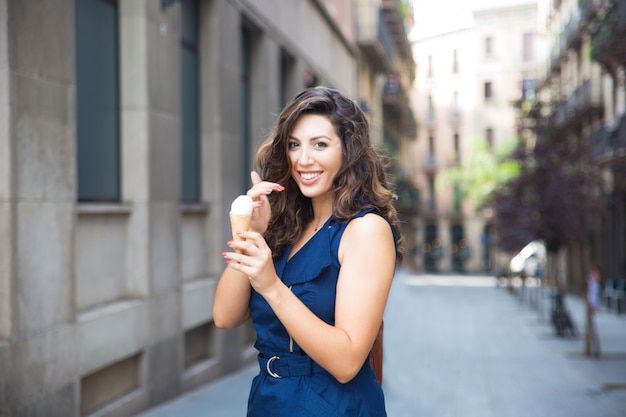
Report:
0,0,356,415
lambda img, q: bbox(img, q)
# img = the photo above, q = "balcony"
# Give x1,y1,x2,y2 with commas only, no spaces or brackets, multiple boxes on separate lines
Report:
591,0,626,69
380,0,413,67
357,0,414,75
382,74,416,136
383,75,403,110
590,115,626,164
395,176,420,214
580,0,602,21
564,14,581,49
552,79,601,128
357,1,394,73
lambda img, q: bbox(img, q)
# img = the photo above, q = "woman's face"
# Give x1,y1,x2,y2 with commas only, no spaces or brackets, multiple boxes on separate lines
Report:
287,114,343,200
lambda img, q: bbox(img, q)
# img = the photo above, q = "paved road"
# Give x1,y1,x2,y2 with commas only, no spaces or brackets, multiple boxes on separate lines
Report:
384,273,625,417
137,271,626,417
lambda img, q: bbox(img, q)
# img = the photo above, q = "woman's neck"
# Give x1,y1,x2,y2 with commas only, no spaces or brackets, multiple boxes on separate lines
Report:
311,195,333,225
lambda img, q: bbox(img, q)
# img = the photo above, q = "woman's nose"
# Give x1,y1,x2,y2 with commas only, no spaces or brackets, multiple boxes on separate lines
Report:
299,147,313,165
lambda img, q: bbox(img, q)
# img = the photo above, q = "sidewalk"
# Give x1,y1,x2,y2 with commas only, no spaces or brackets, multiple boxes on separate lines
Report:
135,365,257,417
136,273,626,417
509,280,626,392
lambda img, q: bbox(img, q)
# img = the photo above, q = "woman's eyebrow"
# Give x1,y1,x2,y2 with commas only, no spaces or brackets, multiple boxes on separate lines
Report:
288,135,331,141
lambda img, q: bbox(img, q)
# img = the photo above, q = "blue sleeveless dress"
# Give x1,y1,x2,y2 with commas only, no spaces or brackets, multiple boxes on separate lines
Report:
247,209,389,417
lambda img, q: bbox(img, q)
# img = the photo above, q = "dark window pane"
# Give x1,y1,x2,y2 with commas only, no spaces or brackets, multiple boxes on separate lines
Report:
181,0,200,202
76,0,120,202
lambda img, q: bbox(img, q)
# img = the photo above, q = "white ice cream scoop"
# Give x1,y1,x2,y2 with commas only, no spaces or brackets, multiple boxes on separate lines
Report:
230,195,254,215
229,195,254,254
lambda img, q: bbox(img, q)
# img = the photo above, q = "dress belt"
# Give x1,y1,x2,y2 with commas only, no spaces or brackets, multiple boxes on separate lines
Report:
257,353,325,379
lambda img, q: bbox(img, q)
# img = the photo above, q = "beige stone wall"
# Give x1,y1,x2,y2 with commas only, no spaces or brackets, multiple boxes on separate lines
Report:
0,0,357,415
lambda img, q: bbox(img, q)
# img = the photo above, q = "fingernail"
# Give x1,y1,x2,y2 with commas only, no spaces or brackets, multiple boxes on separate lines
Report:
227,241,233,247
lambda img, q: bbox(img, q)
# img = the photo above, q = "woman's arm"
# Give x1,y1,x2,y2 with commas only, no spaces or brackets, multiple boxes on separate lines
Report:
228,213,396,383
213,172,284,329
213,266,253,328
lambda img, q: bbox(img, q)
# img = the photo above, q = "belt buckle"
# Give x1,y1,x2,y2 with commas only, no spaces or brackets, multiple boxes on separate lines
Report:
266,355,282,378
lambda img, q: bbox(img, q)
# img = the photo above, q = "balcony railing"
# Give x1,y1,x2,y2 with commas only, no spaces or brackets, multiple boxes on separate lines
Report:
615,114,626,158
356,0,394,73
383,76,402,110
580,0,602,20
564,13,581,48
590,115,626,163
552,79,601,127
590,125,608,161
591,0,626,66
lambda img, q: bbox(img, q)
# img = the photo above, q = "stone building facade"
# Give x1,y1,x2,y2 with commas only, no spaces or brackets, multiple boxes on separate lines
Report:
537,0,626,295
410,0,542,273
0,0,414,416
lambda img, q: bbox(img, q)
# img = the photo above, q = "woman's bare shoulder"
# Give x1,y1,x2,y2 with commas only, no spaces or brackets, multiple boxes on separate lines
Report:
341,212,395,255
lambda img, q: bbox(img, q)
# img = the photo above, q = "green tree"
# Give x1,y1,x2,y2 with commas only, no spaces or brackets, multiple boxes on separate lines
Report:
438,137,521,210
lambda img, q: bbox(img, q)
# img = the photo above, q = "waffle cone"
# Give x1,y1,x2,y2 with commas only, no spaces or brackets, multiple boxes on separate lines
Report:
230,213,252,254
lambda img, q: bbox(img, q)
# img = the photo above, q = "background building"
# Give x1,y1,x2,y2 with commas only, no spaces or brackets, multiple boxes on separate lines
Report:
410,0,542,273
534,0,625,296
0,0,414,416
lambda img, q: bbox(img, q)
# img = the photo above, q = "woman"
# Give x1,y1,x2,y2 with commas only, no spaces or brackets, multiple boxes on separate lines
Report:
586,265,601,356
213,87,403,416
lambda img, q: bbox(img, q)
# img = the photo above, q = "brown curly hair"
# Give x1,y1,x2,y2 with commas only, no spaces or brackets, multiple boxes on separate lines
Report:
256,87,404,263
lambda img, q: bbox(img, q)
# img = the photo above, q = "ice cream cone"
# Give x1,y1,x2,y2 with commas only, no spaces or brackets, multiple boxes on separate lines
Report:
230,213,252,254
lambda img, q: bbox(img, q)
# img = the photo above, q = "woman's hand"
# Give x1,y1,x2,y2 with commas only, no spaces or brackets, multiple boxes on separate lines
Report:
246,171,284,234
225,231,280,296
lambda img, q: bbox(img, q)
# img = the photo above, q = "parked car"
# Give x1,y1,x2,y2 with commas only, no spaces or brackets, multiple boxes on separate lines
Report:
509,240,546,278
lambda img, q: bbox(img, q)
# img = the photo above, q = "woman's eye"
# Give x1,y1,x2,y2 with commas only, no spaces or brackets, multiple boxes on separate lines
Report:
288,141,299,149
314,141,327,148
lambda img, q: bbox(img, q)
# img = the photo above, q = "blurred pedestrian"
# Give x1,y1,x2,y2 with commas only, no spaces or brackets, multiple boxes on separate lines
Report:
585,265,601,357
213,87,403,416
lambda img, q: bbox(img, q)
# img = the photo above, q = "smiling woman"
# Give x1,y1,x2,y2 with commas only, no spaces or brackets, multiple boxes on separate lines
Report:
287,114,343,202
213,87,404,416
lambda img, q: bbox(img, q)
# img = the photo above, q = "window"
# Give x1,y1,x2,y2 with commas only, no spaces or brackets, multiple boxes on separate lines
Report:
523,32,534,62
452,49,459,74
521,78,536,101
76,0,120,202
280,49,296,109
427,55,433,78
428,134,435,158
452,91,460,117
427,95,435,121
453,132,460,162
241,25,254,190
181,0,200,202
485,36,493,57
427,174,436,212
485,128,494,151
484,82,493,101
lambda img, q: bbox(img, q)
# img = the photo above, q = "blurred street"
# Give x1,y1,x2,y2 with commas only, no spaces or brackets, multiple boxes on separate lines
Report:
137,270,626,417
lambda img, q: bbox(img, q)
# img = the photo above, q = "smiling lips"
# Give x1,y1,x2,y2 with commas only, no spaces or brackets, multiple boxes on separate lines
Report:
299,171,322,182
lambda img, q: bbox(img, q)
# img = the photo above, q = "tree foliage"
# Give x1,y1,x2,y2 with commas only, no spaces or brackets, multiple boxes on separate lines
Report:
438,137,521,210
492,133,604,253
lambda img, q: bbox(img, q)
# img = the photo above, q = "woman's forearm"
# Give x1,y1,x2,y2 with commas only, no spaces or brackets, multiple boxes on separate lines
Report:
213,266,252,328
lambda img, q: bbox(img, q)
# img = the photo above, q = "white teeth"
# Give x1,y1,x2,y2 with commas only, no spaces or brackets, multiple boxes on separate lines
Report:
301,172,321,180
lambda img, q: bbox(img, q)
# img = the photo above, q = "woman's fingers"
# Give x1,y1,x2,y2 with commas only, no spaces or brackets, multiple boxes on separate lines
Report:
246,182,284,200
250,171,262,186
247,171,284,200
